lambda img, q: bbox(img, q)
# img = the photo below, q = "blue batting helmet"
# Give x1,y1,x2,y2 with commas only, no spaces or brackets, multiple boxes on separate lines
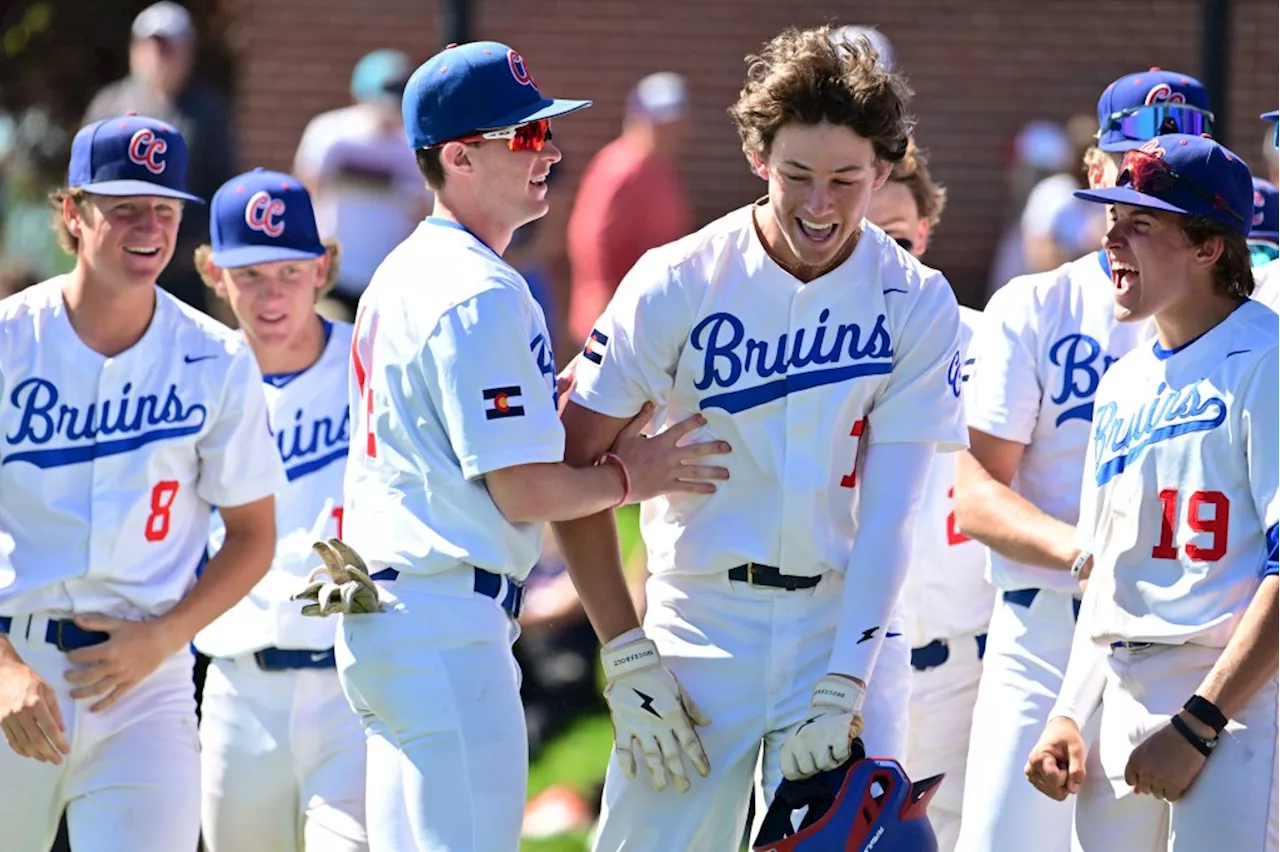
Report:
754,744,943,852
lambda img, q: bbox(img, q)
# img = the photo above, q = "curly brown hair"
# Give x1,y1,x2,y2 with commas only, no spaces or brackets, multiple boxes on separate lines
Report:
728,25,915,167
887,139,947,228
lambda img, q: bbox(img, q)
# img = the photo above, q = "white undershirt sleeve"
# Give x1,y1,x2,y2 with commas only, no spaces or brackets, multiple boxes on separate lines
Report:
1049,586,1109,728
827,440,934,682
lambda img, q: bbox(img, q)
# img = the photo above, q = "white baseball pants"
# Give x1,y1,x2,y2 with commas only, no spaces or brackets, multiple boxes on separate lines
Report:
1074,642,1278,852
0,614,200,852
199,654,368,852
335,569,527,852
593,570,911,852
955,589,1084,852
905,631,986,852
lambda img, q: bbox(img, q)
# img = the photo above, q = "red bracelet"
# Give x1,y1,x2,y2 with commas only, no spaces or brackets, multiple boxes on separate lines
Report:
597,451,631,507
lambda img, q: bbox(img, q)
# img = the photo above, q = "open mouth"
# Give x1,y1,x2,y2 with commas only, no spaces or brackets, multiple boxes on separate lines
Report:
123,246,161,257
530,174,549,190
1111,258,1139,295
258,312,287,326
797,218,837,244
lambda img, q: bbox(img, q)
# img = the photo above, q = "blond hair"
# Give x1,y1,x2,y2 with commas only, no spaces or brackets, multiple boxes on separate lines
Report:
48,187,90,255
195,239,343,301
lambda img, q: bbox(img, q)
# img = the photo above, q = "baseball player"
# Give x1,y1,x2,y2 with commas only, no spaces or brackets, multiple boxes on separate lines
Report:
1249,178,1278,266
0,115,284,852
1254,112,1280,312
866,140,991,852
952,69,1209,852
1026,133,1278,852
193,169,367,851
297,42,730,852
556,28,967,851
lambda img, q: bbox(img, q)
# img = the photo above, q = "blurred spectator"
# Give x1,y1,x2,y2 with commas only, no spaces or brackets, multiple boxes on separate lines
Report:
293,49,430,320
1249,177,1278,267
1033,114,1106,268
986,119,1072,296
0,107,71,296
82,1,237,315
566,72,693,347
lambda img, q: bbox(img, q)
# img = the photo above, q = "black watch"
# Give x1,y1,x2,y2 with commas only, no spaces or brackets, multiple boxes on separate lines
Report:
1170,713,1218,758
1183,695,1228,735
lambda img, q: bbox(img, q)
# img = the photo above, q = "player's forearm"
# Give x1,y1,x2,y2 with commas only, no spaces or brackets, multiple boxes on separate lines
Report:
954,457,1079,571
828,442,931,683
551,512,642,644
486,462,625,523
1193,575,1279,721
1049,592,1108,726
157,514,276,646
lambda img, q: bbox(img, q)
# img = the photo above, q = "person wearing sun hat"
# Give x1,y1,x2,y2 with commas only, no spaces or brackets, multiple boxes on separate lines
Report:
0,114,286,852
192,167,368,852
292,41,727,852
1026,133,1278,852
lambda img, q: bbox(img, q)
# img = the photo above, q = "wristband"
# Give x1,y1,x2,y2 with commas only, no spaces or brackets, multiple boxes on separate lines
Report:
1169,713,1217,757
1070,551,1092,580
1183,694,1228,735
597,451,631,507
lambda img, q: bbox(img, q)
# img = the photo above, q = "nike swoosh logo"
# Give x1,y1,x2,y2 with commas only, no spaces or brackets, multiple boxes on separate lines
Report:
184,354,217,364
886,632,902,638
1225,349,1251,358
310,652,329,662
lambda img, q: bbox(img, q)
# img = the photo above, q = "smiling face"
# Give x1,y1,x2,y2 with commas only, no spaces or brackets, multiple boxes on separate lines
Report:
214,256,329,350
866,179,930,258
68,194,181,287
754,121,891,274
1103,204,1217,322
456,130,562,236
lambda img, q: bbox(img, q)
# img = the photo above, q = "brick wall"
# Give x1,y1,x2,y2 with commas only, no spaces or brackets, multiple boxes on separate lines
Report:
228,0,1279,306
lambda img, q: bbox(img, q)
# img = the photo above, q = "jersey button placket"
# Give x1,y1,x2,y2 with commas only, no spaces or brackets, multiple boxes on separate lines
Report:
87,360,114,581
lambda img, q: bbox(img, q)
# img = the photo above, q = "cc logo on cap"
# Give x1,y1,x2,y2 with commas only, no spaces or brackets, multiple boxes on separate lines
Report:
128,129,168,175
245,191,287,238
508,50,535,87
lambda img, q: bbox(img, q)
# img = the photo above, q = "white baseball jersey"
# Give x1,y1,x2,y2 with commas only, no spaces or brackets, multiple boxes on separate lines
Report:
966,251,1152,593
0,278,286,619
902,305,993,646
570,205,968,579
196,320,354,657
1253,259,1280,313
1076,299,1279,647
342,218,562,582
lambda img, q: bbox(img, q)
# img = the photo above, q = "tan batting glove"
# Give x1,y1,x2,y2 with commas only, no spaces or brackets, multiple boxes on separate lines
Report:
779,674,866,780
290,539,383,617
601,635,711,794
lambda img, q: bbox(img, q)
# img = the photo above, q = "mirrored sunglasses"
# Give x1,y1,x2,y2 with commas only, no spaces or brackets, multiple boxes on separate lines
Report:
454,119,553,152
1105,104,1214,142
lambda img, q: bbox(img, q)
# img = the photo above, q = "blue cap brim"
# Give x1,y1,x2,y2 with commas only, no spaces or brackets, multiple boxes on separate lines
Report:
1074,187,1189,215
77,179,205,204
1249,233,1279,245
476,98,593,131
1262,111,1279,122
210,244,326,268
1097,137,1148,153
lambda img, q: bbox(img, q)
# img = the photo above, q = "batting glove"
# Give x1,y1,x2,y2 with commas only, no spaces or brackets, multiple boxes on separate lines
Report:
780,674,866,780
290,538,383,617
601,635,711,794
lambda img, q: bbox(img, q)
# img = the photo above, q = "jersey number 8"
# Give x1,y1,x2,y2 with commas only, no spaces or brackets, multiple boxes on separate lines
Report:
145,480,180,542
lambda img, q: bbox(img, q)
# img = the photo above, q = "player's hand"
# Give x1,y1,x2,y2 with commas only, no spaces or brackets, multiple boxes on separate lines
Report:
556,355,580,417
291,539,384,617
779,674,865,780
63,615,186,713
0,655,70,763
1123,714,1210,801
601,635,711,793
1025,716,1087,800
611,404,731,502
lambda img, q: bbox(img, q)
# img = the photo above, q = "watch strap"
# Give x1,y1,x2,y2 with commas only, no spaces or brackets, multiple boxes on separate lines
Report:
1183,694,1228,734
1170,713,1216,758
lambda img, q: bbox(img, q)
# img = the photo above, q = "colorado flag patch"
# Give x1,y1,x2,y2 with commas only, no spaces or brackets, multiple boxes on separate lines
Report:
583,329,609,365
484,386,524,420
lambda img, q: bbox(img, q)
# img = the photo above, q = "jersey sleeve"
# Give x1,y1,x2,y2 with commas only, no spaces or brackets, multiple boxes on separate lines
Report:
1241,347,1280,580
865,273,967,451
569,249,692,418
196,345,288,508
966,280,1043,443
427,285,565,480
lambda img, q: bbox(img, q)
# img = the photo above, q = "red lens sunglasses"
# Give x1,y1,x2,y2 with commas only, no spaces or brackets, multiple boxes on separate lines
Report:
1118,149,1243,224
448,119,552,152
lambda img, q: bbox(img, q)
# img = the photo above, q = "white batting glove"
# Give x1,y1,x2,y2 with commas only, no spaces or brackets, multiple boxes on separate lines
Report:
290,539,384,617
780,674,866,780
601,634,711,793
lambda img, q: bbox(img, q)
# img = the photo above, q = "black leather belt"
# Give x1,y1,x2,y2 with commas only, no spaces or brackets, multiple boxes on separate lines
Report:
728,564,821,591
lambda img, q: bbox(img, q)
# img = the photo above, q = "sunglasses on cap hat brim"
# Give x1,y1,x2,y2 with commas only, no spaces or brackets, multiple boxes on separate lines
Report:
1074,148,1244,227
439,119,553,153
1102,103,1214,143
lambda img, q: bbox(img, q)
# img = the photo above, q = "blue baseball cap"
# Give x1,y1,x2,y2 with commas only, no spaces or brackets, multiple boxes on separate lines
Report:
1250,178,1278,244
209,168,326,268
1074,135,1254,235
1263,110,1279,150
68,114,203,202
402,41,591,149
1096,68,1213,153
352,49,411,104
